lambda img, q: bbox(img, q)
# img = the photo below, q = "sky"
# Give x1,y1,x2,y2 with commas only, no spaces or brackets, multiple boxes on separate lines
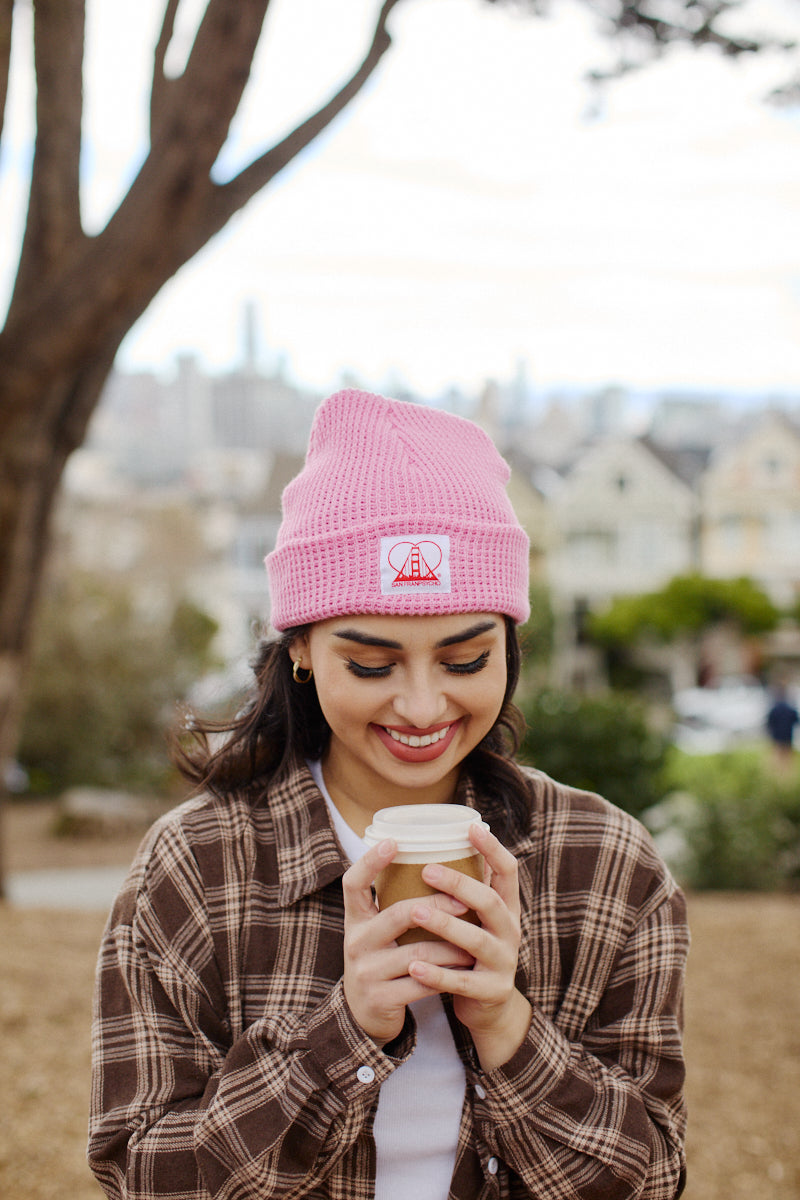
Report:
2,0,800,398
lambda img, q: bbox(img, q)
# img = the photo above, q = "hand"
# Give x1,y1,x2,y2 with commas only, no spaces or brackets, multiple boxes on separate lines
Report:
341,839,475,1046
405,823,532,1071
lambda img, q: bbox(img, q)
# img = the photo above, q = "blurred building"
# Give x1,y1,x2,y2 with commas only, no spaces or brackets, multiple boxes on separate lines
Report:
61,346,800,698
701,410,800,608
546,436,700,607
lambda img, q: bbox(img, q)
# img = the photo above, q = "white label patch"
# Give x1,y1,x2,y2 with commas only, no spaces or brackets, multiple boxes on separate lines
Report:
380,535,451,595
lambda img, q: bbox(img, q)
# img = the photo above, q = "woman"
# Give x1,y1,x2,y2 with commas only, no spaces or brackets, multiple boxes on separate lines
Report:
89,390,688,1199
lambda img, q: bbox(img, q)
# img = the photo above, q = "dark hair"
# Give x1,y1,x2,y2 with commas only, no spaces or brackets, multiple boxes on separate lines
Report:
172,615,529,832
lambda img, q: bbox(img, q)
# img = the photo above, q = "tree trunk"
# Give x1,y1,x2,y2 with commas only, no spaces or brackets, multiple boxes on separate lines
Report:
0,342,120,895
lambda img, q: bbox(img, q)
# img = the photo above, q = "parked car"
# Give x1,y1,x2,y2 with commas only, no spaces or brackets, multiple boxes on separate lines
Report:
672,676,770,753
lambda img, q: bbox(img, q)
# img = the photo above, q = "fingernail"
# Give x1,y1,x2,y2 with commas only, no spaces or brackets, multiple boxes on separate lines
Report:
423,864,442,882
378,839,395,857
412,904,431,921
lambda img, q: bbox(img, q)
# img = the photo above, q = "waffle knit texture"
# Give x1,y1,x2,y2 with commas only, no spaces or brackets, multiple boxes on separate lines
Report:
265,389,530,629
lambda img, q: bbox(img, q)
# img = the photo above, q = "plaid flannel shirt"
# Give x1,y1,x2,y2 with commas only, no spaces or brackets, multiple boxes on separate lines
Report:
89,762,688,1200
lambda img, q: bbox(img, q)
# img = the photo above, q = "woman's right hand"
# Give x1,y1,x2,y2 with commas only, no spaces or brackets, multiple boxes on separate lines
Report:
341,839,475,1045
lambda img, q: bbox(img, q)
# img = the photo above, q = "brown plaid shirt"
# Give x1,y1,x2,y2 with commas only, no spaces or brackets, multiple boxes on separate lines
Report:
89,763,688,1200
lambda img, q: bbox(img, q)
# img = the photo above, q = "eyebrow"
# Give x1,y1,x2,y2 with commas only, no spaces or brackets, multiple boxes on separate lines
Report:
435,620,498,648
333,620,498,651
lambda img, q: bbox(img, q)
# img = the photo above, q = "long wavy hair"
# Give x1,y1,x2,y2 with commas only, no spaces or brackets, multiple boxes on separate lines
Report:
172,614,530,835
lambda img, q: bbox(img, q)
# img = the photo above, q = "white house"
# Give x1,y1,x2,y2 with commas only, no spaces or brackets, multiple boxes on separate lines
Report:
547,436,700,608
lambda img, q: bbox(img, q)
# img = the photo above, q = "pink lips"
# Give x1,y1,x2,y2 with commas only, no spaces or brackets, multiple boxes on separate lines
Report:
373,719,461,763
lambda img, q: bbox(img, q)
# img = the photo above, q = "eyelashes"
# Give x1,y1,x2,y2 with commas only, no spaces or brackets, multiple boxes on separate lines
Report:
345,650,490,679
345,660,393,679
446,650,490,676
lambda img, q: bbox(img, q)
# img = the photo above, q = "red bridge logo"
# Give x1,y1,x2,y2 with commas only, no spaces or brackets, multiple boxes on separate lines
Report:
387,540,443,586
380,534,451,596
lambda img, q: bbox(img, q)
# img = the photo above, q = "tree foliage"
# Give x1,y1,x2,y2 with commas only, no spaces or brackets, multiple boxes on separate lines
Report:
518,688,668,818
18,571,219,792
588,573,782,646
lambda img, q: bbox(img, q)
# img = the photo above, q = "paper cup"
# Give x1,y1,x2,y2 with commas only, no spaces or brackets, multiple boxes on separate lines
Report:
364,804,488,944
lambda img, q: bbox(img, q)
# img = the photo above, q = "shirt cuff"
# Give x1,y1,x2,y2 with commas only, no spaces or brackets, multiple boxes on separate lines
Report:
304,978,417,1103
473,1002,572,1119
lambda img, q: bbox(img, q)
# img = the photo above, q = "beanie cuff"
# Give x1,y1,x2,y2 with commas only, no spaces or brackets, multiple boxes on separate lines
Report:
266,519,530,630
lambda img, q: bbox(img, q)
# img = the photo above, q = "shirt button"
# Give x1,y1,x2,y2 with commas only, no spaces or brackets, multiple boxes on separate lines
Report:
487,1157,499,1175
356,1065,375,1084
474,1083,487,1100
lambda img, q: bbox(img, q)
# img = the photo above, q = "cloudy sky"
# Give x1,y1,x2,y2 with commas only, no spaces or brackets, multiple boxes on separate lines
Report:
2,0,800,396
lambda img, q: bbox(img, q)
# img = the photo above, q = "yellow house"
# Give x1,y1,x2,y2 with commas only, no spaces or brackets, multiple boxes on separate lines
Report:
701,411,800,606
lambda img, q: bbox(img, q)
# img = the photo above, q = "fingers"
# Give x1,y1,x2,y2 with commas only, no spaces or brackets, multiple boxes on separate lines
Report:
349,886,471,957
418,830,520,935
342,838,396,919
405,899,518,1008
469,823,521,916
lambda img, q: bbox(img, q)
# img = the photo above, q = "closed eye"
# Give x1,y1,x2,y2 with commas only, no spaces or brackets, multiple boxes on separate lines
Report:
444,650,490,675
345,650,491,679
345,659,394,679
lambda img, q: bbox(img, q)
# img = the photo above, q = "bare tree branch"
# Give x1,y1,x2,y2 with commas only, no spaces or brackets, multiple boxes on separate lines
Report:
10,0,86,308
150,0,270,172
0,0,12,147
150,0,181,144
211,0,403,226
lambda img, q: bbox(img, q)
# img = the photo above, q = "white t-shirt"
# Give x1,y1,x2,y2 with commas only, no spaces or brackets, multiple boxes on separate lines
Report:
308,761,466,1200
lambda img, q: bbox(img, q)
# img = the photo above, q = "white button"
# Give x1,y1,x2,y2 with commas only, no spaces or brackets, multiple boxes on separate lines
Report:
487,1157,499,1175
474,1083,487,1100
356,1065,375,1084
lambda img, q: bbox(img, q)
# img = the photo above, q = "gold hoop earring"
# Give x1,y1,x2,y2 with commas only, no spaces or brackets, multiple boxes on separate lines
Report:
292,659,313,684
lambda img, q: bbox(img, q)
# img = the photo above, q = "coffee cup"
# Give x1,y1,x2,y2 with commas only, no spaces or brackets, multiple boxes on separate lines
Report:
364,803,488,944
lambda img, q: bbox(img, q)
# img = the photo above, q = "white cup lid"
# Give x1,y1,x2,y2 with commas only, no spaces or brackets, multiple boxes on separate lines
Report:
364,803,488,850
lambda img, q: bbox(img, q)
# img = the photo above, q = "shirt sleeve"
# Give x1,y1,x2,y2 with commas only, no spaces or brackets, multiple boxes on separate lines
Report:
468,887,688,1200
88,836,411,1200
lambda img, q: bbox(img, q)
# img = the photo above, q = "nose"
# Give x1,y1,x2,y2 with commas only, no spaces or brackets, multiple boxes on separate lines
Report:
390,665,449,730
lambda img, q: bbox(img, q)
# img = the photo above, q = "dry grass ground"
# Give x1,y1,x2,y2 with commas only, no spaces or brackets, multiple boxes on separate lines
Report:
1,801,798,1199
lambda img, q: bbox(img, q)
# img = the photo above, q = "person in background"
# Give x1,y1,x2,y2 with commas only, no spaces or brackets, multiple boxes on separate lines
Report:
89,390,689,1200
766,679,799,770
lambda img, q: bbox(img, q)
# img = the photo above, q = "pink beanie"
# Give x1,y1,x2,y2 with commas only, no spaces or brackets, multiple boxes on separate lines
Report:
265,390,530,629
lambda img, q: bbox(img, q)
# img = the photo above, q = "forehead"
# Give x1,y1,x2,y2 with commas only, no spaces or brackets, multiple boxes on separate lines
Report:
312,612,503,648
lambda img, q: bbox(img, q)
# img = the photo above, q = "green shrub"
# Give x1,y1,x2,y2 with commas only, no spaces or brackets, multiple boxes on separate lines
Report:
517,689,668,819
645,748,800,890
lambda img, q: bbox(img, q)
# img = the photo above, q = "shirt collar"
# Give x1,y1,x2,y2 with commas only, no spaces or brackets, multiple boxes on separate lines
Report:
264,761,487,908
266,760,351,908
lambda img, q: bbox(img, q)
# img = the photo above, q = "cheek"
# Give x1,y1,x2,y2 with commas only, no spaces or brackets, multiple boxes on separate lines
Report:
312,669,375,732
474,664,508,723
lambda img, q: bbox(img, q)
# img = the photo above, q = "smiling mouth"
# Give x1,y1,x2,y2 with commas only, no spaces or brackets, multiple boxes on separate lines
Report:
385,724,451,748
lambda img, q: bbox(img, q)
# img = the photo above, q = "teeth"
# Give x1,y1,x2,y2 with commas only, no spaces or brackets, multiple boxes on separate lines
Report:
387,725,450,747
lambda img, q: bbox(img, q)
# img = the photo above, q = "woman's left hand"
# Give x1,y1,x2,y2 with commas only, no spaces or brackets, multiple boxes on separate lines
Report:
407,822,532,1072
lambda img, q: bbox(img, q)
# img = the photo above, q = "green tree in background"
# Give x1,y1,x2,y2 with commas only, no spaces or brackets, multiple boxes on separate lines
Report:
18,571,219,792
519,582,556,685
518,689,668,820
588,573,780,645
586,573,781,689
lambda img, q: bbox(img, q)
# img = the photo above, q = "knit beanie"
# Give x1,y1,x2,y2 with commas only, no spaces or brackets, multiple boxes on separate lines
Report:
265,390,530,630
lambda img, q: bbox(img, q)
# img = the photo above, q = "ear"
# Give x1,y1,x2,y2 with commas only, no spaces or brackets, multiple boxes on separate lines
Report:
288,632,310,667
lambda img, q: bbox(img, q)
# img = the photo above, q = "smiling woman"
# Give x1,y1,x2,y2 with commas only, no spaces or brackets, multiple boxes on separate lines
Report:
89,390,689,1200
288,612,510,831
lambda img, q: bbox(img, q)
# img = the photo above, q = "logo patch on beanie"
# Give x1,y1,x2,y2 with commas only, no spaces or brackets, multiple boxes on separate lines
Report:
380,535,451,595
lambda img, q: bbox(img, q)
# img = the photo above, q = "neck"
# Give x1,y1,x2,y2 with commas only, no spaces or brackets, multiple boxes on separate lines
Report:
320,753,460,838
